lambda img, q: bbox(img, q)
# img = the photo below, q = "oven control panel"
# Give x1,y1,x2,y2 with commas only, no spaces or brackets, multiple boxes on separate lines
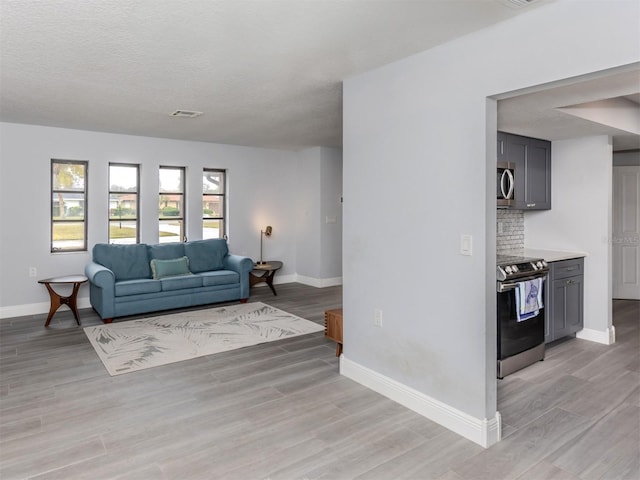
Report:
497,259,548,282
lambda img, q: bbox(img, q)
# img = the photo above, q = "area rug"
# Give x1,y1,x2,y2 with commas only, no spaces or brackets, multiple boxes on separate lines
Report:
84,302,324,376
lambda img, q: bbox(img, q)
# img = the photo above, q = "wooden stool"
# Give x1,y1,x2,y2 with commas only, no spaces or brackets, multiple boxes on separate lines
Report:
324,308,343,356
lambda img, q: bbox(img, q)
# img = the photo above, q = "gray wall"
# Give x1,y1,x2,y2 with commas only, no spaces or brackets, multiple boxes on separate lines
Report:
342,0,638,442
613,150,640,166
294,146,343,285
526,136,613,336
319,147,343,281
295,147,323,278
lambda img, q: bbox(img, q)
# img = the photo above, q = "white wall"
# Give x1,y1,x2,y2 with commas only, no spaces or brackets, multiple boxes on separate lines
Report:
525,136,613,340
0,122,342,317
342,0,639,447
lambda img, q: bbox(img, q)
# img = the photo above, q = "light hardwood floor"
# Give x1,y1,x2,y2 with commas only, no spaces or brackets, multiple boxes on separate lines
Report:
1,284,638,479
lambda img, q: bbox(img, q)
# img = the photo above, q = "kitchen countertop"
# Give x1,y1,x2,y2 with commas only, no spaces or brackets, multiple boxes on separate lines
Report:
523,248,587,262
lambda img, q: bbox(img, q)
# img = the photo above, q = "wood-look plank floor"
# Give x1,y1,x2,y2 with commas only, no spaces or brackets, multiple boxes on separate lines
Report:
1,284,638,480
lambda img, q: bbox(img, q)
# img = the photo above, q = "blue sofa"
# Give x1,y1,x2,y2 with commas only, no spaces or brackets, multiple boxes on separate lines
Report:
85,239,253,323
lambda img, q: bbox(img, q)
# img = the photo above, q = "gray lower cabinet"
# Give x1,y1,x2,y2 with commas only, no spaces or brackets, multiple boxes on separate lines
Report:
545,257,584,344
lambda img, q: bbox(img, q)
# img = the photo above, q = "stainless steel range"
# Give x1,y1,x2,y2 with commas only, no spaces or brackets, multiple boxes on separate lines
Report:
497,255,549,378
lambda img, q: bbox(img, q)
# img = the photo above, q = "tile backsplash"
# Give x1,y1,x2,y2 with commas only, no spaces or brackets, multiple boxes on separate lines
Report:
497,209,524,254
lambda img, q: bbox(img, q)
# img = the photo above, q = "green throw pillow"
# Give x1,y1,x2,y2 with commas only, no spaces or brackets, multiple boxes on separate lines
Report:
150,256,192,280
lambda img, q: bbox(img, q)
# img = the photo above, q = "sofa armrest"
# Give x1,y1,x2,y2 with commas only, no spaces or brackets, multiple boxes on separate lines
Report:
85,262,115,287
224,254,254,299
224,254,254,274
84,262,116,319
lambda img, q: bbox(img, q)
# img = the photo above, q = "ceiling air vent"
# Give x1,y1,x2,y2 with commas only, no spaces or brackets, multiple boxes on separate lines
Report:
170,110,203,118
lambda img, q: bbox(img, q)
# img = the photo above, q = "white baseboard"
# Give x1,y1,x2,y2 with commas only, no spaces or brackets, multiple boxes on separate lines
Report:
252,273,297,286
576,325,616,345
0,297,92,320
277,273,298,285
340,355,501,448
295,274,342,288
252,273,341,288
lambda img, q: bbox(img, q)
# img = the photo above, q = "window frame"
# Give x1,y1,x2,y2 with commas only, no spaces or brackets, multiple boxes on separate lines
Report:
109,163,140,244
202,168,227,240
51,159,88,253
159,165,186,243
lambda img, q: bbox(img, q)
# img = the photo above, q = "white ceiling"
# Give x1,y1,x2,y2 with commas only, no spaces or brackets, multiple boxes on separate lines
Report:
1,0,637,150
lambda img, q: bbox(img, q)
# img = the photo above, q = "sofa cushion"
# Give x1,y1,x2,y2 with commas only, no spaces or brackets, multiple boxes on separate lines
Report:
115,279,162,297
184,239,228,273
150,256,191,280
160,274,203,291
93,243,151,281
198,270,240,287
148,242,185,260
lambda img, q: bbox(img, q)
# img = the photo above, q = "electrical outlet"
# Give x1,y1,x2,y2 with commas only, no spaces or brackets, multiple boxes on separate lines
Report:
498,222,504,235
374,309,383,327
29,267,37,277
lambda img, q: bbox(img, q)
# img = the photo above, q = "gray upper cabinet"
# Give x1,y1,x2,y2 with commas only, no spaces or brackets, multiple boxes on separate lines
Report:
497,131,508,163
498,132,551,210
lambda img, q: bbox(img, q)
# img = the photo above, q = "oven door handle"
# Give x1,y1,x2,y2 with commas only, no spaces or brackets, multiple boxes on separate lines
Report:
497,274,547,293
498,281,520,293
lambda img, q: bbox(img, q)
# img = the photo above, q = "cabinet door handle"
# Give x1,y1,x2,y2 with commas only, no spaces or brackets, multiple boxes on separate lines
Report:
527,203,536,208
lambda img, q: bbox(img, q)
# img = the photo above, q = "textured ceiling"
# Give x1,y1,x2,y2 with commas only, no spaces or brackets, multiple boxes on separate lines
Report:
1,0,549,149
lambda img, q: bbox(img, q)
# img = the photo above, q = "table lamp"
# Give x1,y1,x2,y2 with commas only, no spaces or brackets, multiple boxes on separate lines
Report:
257,225,272,265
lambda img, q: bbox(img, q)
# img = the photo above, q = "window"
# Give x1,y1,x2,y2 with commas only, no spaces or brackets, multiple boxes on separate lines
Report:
202,169,226,239
109,163,139,244
51,159,88,252
159,166,185,243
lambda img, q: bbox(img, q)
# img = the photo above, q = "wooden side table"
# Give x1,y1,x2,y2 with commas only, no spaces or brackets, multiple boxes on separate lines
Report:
38,275,88,327
250,261,283,295
324,308,343,356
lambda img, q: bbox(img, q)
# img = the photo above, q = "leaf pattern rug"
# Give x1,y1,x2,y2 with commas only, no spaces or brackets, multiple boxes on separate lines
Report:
84,302,324,376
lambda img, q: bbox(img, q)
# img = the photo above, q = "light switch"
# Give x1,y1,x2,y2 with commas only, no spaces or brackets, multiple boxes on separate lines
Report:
460,234,473,256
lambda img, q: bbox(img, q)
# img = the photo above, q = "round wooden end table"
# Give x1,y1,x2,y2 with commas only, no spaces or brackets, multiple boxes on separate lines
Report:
38,275,88,327
250,261,283,296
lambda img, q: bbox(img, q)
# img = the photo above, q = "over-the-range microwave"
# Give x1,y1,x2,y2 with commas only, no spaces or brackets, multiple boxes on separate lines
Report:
497,162,515,208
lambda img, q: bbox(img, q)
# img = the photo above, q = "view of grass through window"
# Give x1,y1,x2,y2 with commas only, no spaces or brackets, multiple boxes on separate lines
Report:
52,164,226,248
203,169,225,239
51,159,87,252
159,166,185,243
109,163,139,244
